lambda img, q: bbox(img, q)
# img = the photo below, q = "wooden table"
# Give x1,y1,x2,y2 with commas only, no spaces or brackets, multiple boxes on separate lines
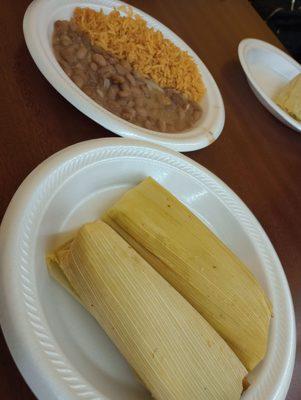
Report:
0,0,300,398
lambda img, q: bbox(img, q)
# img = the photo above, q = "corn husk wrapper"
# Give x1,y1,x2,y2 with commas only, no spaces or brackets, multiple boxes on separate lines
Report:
103,177,272,371
275,73,301,121
46,221,246,400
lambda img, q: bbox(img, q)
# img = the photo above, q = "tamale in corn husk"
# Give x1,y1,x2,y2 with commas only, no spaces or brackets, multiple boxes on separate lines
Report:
46,221,247,400
275,73,301,121
103,177,272,371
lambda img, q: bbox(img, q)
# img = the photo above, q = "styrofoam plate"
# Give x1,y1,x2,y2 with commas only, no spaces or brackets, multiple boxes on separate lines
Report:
23,0,225,152
238,38,301,132
0,138,296,400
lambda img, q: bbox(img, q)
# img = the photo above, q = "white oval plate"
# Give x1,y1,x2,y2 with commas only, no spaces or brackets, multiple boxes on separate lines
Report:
23,0,225,152
0,138,295,400
238,38,301,132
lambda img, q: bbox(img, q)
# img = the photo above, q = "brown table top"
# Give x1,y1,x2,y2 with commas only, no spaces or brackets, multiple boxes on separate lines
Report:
0,0,300,398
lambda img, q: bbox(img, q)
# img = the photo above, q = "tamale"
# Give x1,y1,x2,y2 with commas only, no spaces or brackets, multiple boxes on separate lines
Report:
103,177,272,371
46,221,247,400
274,73,301,121
47,239,80,301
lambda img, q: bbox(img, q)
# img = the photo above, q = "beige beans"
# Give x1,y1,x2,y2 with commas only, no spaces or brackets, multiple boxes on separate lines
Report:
111,74,125,84
126,73,136,86
115,64,128,76
72,74,85,88
90,62,98,71
77,46,88,60
61,35,72,46
92,53,106,66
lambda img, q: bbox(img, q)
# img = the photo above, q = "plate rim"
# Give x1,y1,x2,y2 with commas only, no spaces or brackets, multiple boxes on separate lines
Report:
22,0,225,152
238,38,301,133
0,138,296,400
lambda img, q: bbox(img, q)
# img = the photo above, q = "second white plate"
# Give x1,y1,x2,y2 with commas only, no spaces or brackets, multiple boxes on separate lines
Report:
23,0,225,152
238,38,301,132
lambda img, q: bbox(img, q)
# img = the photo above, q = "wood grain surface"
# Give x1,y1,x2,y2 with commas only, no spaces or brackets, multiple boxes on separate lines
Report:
0,0,300,399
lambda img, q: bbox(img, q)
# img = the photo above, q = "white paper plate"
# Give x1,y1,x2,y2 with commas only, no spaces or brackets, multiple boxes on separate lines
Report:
238,38,301,132
23,0,225,152
0,138,295,400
